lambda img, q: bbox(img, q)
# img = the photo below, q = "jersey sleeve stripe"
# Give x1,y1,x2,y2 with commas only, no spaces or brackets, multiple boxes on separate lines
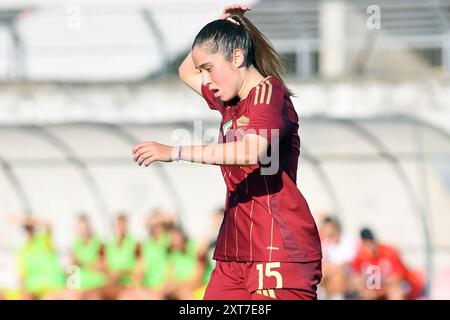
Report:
234,197,239,261
254,85,260,105
259,82,267,104
265,80,273,104
249,199,254,261
263,176,274,262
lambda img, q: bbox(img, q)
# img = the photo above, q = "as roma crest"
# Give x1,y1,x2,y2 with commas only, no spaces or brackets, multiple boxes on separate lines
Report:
236,115,249,127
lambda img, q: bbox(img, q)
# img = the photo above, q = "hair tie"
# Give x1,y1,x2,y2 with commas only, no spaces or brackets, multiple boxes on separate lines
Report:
226,17,240,25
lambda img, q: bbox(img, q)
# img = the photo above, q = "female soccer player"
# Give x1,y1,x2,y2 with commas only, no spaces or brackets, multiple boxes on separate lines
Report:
132,4,322,300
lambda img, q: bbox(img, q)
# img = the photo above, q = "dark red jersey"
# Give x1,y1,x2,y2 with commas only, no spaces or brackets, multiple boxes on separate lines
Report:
201,76,322,263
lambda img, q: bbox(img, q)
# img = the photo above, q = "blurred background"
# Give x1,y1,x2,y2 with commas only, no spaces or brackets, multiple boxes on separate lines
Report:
0,0,449,300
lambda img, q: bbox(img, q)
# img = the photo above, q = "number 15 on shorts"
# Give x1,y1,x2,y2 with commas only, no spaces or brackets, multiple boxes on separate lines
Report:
256,262,283,289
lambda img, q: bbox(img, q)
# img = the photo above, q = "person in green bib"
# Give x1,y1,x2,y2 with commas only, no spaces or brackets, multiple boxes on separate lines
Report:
70,214,106,292
141,211,173,291
193,207,224,299
102,214,141,299
117,209,175,300
15,218,66,299
164,225,207,300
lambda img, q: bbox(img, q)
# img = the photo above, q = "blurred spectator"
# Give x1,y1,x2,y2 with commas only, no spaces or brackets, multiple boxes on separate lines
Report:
6,209,243,300
101,213,141,299
70,214,106,293
141,210,173,292
14,216,65,299
118,209,173,300
196,207,224,295
164,225,207,300
318,215,358,299
350,228,425,300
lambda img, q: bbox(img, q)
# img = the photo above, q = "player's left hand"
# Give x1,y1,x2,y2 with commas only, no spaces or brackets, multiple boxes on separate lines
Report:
132,141,176,166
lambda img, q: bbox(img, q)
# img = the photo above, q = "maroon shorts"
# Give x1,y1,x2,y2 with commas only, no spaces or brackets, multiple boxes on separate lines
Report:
204,260,322,300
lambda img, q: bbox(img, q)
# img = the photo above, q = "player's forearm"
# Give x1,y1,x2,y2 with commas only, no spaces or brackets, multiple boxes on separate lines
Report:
133,135,268,167
179,141,259,166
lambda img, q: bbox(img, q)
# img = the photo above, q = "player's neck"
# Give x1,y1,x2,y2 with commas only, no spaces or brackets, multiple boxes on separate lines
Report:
237,66,265,100
82,233,92,243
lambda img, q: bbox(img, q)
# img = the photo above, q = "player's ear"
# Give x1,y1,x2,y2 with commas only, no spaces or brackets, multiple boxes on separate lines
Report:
231,49,245,68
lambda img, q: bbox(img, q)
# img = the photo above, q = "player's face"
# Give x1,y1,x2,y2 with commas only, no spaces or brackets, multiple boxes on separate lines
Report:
170,229,186,250
23,225,35,238
77,218,90,237
192,44,241,101
114,218,127,237
150,223,164,238
362,240,377,256
321,223,340,243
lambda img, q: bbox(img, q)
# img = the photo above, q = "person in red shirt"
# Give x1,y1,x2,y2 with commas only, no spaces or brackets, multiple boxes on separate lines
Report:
132,5,322,300
351,228,424,300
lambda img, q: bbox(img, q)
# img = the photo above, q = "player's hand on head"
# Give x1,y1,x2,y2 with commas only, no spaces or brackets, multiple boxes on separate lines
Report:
132,141,176,166
219,4,251,20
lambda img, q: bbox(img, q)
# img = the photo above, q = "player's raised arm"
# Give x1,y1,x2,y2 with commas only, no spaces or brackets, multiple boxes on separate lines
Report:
178,51,202,95
178,4,251,96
